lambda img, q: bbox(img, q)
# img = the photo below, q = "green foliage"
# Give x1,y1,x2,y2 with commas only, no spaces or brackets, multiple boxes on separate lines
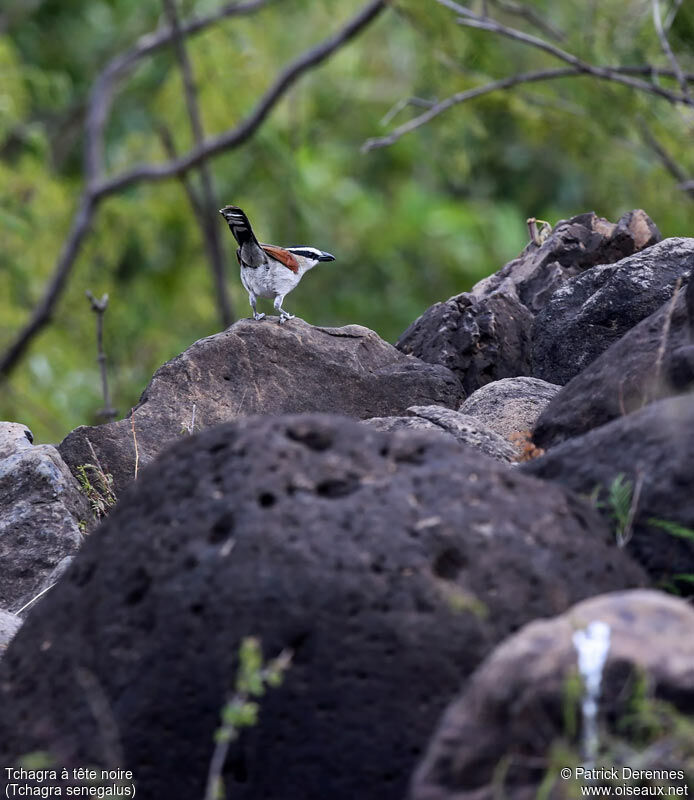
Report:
76,462,117,519
606,473,634,544
648,518,694,542
2,1,694,441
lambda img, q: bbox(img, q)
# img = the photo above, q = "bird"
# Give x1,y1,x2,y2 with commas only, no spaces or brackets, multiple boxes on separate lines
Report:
219,205,335,324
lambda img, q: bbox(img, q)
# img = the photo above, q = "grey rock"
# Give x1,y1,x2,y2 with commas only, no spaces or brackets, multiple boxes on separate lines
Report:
0,414,645,800
460,377,561,440
532,238,693,385
525,394,694,591
59,318,464,495
0,422,35,460
396,211,660,394
534,277,694,448
0,610,21,657
410,590,694,800
364,406,517,462
0,438,88,613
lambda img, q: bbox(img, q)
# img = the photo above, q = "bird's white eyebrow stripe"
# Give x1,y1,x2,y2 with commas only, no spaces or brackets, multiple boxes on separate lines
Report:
286,247,322,258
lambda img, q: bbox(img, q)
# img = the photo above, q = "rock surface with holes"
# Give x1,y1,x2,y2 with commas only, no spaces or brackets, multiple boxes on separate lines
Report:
459,377,561,440
0,422,88,613
410,590,694,800
396,211,659,394
0,415,645,800
524,395,694,592
363,405,517,462
531,238,693,385
58,319,464,494
534,278,694,449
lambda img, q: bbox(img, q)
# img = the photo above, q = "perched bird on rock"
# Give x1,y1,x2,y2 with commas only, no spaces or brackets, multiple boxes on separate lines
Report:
219,205,335,324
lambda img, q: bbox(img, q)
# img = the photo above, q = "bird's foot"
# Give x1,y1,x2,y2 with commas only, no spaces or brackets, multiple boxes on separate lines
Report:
278,312,294,324
253,312,266,321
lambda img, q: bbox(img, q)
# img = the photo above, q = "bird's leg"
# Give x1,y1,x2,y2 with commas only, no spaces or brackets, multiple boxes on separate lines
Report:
249,291,265,321
273,295,294,324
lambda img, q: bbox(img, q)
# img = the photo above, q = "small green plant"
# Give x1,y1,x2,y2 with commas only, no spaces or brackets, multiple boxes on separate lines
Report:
205,637,292,800
76,463,116,520
606,473,633,545
648,518,694,542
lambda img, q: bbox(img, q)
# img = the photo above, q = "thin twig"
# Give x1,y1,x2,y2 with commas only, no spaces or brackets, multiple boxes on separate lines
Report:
637,118,694,200
14,582,57,616
130,408,140,480
380,96,437,126
161,0,234,327
617,469,645,548
652,0,691,102
0,0,387,380
654,277,683,394
85,289,117,421
488,0,564,42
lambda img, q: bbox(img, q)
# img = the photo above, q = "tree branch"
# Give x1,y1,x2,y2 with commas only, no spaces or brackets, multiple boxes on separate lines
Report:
161,0,234,327
652,0,691,103
0,0,387,380
86,0,275,184
363,63,693,152
488,0,564,42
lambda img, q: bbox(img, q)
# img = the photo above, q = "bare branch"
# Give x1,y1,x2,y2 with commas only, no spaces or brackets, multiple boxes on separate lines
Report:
652,0,691,102
86,0,274,183
162,0,234,327
0,0,387,380
446,5,694,107
380,96,437,126
638,118,694,199
488,0,564,42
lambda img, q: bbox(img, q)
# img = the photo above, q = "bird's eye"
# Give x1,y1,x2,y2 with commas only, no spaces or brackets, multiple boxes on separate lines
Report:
24,429,34,444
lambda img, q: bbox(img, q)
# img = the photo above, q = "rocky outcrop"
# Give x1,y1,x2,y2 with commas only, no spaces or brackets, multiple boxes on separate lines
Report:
534,277,694,449
363,405,517,462
0,422,88,613
532,238,693,385
0,415,645,800
524,395,694,592
410,590,694,800
459,377,561,440
59,319,464,494
396,211,660,393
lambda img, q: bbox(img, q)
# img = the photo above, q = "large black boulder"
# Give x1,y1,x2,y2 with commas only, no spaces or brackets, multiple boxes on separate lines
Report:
0,415,645,800
532,238,693,385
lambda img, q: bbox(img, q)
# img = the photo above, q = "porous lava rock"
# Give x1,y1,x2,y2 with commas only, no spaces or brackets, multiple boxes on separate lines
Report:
59,318,463,494
525,395,694,592
0,423,87,612
459,377,561,440
363,405,517,462
534,277,694,449
410,590,694,800
0,415,645,800
397,211,659,393
532,238,693,385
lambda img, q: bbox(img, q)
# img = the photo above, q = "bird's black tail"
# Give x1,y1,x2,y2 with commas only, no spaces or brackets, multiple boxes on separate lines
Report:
219,205,259,247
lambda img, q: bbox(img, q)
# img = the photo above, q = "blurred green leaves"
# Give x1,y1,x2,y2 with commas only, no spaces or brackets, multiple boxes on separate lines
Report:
1,0,692,442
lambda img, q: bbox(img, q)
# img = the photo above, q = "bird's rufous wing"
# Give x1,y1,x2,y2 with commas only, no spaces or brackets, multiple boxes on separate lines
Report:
261,244,299,274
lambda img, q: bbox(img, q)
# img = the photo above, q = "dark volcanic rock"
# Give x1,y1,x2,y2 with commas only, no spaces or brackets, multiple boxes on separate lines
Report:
0,423,87,612
532,238,693,385
525,395,694,591
363,405,517,462
459,377,561,440
1,415,645,800
0,610,21,657
410,590,694,800
472,209,660,311
59,318,463,494
534,277,694,449
397,211,659,394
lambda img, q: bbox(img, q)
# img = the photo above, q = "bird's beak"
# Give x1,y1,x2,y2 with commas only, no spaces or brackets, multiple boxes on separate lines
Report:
318,251,335,262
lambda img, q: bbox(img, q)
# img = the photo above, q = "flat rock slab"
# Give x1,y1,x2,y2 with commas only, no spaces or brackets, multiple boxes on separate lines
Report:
534,278,694,449
410,590,694,800
396,211,659,394
0,435,87,612
1,415,645,800
460,377,561,440
525,394,694,592
532,238,693,385
59,318,464,494
364,406,517,462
